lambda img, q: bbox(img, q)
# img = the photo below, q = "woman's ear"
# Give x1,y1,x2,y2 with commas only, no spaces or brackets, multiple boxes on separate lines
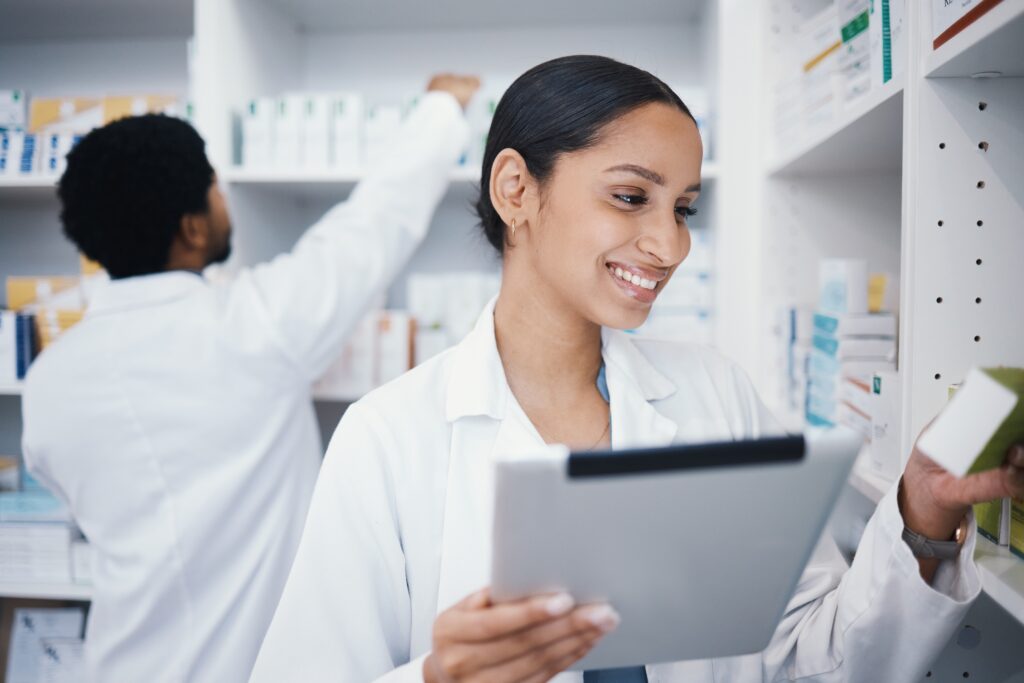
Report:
489,148,537,230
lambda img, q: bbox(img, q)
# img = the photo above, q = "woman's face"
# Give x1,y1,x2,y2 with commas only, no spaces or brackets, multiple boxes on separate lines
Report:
517,102,702,330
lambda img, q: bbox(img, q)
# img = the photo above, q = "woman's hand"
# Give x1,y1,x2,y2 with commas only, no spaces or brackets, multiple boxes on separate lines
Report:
900,435,1024,581
423,588,618,683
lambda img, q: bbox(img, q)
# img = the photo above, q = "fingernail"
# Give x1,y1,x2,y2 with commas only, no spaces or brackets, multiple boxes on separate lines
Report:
545,593,575,616
582,604,620,632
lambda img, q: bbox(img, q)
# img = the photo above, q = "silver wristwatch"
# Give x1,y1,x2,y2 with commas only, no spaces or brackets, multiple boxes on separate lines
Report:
901,517,969,560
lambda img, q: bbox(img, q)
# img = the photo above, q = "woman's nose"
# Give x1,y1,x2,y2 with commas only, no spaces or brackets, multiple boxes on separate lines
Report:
637,213,690,267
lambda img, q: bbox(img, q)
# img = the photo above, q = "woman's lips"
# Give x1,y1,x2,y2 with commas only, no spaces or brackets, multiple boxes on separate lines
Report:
607,264,660,304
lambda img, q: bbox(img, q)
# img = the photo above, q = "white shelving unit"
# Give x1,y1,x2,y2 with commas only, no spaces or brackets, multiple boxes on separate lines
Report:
924,0,1024,77
766,75,904,176
732,0,1024,677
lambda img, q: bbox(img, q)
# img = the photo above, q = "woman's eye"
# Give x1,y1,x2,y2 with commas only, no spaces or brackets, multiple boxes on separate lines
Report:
613,194,648,207
676,206,698,220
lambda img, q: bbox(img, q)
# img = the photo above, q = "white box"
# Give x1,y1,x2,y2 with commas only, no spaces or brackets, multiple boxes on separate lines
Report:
414,328,450,366
931,0,990,46
0,90,28,128
6,608,83,683
0,311,16,384
301,94,332,169
377,311,412,385
70,540,93,585
838,0,872,106
331,93,364,169
868,370,901,480
364,104,402,166
273,94,305,169
819,258,868,314
40,132,76,177
241,97,275,168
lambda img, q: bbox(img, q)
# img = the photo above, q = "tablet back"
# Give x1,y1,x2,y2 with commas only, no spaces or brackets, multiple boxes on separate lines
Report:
491,428,860,670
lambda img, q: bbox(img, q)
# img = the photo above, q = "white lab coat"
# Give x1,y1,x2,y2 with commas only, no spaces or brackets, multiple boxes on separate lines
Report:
252,299,982,682
20,91,469,683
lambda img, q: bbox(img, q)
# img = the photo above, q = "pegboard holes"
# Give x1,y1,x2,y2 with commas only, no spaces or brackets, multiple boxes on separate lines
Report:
937,220,944,227
926,673,932,678
936,297,943,303
976,180,986,189
978,141,989,152
974,336,981,342
977,220,983,227
935,373,942,380
976,258,983,265
963,673,970,679
976,297,982,304
939,142,946,149
978,101,988,111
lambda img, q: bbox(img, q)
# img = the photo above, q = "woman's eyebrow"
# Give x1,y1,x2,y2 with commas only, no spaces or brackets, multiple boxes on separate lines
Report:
604,164,701,193
604,164,665,186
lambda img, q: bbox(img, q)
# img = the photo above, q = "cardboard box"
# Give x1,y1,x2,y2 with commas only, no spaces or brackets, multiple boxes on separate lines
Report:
28,98,102,135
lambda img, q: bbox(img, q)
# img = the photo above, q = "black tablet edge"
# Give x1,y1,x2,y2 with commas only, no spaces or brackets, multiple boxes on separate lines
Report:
567,435,806,479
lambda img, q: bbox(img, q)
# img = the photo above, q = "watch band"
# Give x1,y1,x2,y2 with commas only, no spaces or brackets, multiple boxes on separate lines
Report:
902,517,969,560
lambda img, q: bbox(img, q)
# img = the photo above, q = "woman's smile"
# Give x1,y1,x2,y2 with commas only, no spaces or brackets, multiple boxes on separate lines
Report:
606,261,666,304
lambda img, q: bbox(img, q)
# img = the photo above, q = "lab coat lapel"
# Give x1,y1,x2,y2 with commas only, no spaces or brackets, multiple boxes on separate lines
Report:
602,330,679,449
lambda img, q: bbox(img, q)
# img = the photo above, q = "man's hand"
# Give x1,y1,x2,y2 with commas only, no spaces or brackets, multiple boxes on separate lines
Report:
428,74,482,110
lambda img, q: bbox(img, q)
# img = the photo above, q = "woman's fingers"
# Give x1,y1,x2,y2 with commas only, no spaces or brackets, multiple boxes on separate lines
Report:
446,604,618,673
445,592,576,643
476,625,607,683
942,462,1024,507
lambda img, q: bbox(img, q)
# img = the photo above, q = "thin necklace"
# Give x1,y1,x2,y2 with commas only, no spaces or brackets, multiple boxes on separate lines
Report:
587,417,610,451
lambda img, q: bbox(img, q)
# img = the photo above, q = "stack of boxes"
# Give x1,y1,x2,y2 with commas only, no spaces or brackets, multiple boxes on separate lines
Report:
240,86,715,173
0,258,103,384
314,271,501,400
240,89,502,171
0,91,187,178
771,0,905,153
0,471,90,587
804,259,901,477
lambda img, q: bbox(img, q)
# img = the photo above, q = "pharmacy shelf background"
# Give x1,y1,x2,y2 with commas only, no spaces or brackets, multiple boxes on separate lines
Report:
731,0,1024,679
0,0,726,602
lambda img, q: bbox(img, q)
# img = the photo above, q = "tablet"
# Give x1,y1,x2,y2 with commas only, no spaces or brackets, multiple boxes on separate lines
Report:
490,428,861,671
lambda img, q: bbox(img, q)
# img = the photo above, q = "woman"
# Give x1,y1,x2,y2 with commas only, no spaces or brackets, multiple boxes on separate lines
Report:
251,56,1024,682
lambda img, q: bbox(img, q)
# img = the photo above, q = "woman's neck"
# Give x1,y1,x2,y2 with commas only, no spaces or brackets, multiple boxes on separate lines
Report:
493,280,603,405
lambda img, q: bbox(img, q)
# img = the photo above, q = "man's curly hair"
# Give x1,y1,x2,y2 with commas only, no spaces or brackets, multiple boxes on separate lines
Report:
58,114,215,278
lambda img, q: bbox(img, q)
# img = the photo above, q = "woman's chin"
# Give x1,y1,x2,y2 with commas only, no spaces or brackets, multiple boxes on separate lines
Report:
591,304,652,331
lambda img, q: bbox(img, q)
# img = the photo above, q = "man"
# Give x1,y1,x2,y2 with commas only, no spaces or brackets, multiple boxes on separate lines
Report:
20,74,478,682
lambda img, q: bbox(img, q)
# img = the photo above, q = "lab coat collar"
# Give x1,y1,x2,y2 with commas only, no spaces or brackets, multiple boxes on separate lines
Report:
87,270,207,316
444,298,678,422
444,297,509,422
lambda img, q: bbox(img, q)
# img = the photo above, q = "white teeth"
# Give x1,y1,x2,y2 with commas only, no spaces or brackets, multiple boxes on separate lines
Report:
610,266,657,290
